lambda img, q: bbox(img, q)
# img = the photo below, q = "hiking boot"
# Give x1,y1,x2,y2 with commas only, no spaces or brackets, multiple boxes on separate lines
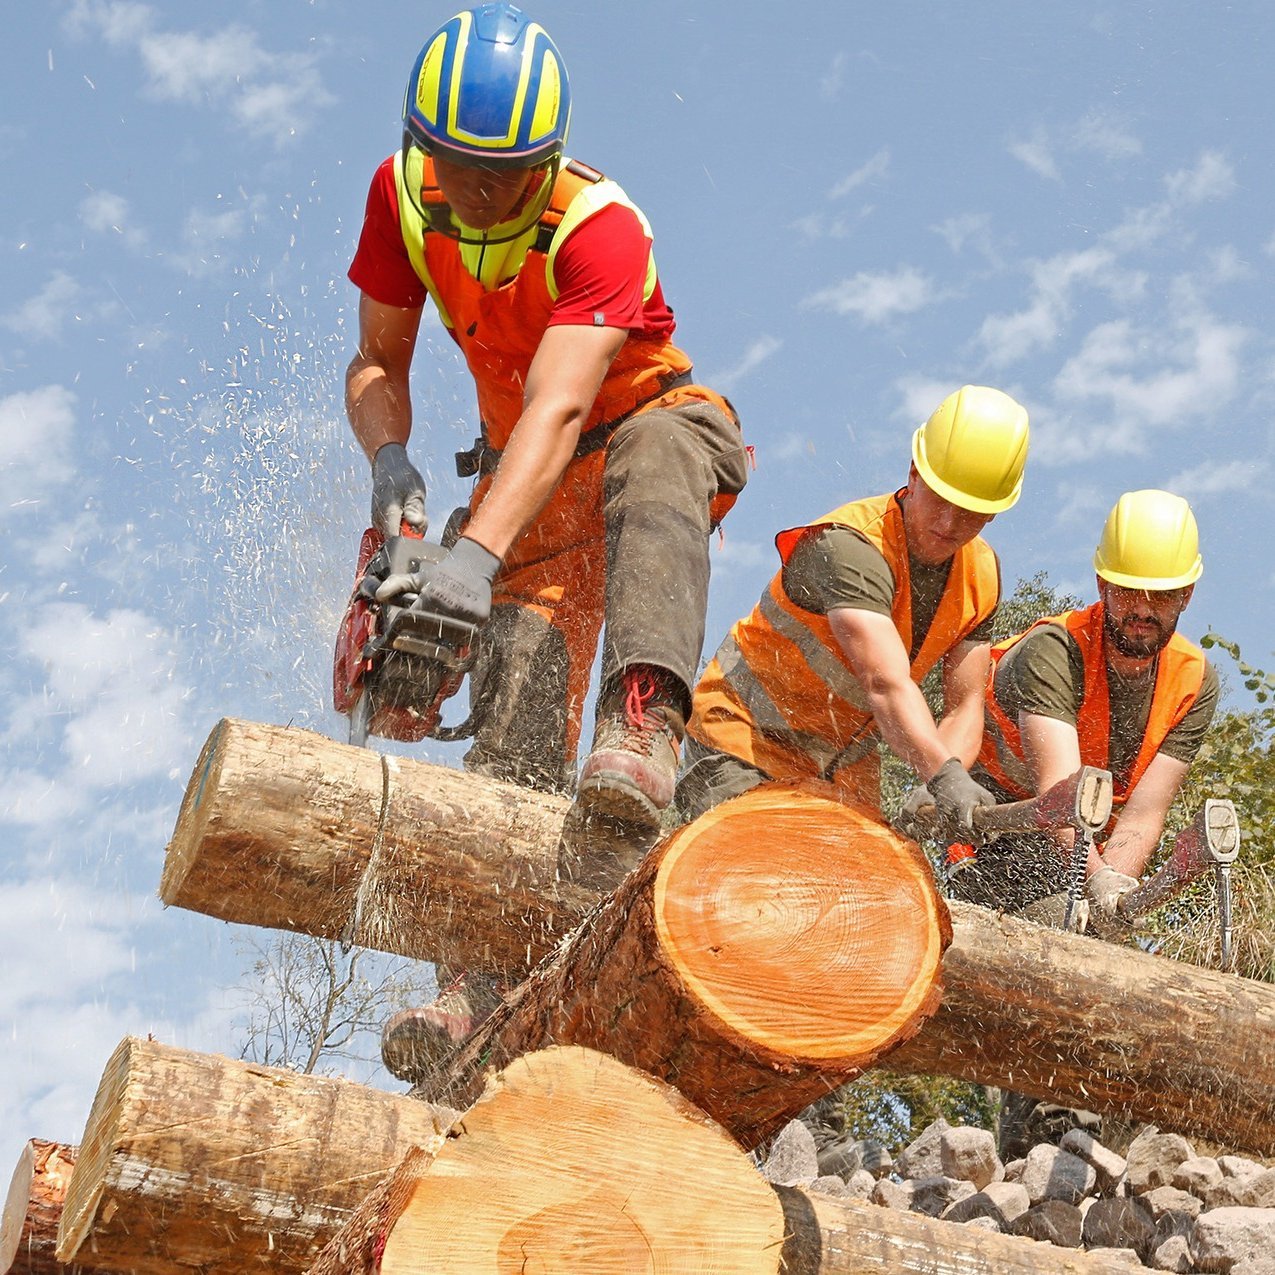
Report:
380,974,495,1085
575,665,683,831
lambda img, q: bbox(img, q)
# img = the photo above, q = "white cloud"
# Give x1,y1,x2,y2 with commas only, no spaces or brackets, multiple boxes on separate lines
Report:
1,272,82,342
1051,309,1249,453
1008,129,1061,182
62,2,331,143
0,386,78,511
1165,151,1236,206
819,51,848,102
3,604,196,811
976,247,1145,366
1070,112,1142,161
79,189,148,250
802,266,935,324
168,204,250,277
708,335,782,391
932,212,993,257
1162,459,1268,501
829,149,890,200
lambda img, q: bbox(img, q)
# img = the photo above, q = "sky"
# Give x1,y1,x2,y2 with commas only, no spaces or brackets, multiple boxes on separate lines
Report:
3,0,1274,1173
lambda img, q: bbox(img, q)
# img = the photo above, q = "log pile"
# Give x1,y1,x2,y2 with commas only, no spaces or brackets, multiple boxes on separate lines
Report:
1,1140,107,1275
53,1037,456,1275
164,720,1275,1158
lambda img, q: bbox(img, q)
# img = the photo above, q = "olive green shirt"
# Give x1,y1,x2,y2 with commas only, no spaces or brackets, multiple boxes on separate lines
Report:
992,622,1219,790
782,524,997,661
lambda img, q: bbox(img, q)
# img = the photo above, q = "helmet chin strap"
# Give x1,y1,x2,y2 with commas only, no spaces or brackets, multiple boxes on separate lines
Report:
402,142,559,246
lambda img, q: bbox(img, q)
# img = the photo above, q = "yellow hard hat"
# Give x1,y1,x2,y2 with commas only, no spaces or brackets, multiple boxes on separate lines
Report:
912,386,1030,514
1093,490,1203,590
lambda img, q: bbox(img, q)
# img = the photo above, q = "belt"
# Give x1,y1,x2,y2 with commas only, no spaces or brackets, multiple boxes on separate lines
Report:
455,370,695,479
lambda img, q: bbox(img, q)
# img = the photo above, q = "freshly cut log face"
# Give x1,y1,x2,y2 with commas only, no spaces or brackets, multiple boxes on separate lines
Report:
311,1045,785,1275
433,782,951,1147
56,1037,456,1275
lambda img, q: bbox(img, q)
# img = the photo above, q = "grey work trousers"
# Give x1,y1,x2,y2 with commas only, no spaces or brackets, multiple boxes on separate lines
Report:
463,398,749,796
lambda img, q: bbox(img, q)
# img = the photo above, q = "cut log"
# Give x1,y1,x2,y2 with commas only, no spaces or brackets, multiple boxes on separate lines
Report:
1,1139,107,1275
424,781,948,1147
164,719,1275,1157
56,1037,456,1275
161,717,595,977
310,1046,1118,1275
311,1045,784,1275
885,898,1275,1155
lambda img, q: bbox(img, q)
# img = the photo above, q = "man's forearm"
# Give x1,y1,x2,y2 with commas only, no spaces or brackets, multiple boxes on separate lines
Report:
346,356,412,460
866,679,954,780
462,402,583,559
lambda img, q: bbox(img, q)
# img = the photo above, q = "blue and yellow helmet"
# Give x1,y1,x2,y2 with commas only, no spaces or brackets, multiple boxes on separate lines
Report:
402,4,571,170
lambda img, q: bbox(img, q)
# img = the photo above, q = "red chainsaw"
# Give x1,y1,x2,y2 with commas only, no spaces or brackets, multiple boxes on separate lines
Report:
332,525,479,748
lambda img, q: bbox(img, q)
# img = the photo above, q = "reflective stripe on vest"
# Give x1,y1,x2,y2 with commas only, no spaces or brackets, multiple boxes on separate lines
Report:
978,602,1207,804
390,153,695,451
695,490,999,778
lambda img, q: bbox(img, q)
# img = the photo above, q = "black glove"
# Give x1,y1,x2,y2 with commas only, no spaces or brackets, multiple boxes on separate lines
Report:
371,442,428,537
927,757,996,835
375,537,501,627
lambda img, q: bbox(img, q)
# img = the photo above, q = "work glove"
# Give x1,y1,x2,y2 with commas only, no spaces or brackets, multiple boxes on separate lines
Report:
371,442,428,538
896,782,934,841
926,757,997,837
1084,865,1139,942
375,536,501,627
1020,891,1090,935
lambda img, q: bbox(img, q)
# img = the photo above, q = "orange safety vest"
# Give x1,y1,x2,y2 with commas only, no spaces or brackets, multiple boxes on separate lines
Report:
978,603,1207,805
688,490,1000,799
394,154,710,452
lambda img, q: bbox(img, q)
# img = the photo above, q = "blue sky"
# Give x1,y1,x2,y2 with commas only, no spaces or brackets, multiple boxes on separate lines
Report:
3,0,1273,1169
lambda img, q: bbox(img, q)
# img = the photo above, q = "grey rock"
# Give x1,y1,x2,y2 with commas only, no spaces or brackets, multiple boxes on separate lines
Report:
895,1117,950,1180
1002,1157,1026,1183
909,1174,976,1218
1125,1132,1196,1195
1173,1156,1223,1198
1151,1234,1194,1273
870,1177,912,1210
845,1169,876,1198
941,1181,1030,1228
1219,1155,1264,1180
814,1133,862,1180
1192,1206,1275,1274
1082,1196,1157,1260
940,1126,1000,1190
1144,1185,1202,1221
859,1140,893,1179
1203,1167,1275,1210
1007,1198,1083,1247
964,1215,1000,1232
1020,1143,1098,1206
808,1174,849,1197
1060,1127,1127,1193
762,1119,819,1186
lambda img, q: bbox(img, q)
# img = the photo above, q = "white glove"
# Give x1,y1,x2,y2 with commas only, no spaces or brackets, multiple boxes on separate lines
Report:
1084,866,1139,941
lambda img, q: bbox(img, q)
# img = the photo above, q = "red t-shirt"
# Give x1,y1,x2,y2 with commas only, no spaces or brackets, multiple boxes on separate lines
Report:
348,157,677,338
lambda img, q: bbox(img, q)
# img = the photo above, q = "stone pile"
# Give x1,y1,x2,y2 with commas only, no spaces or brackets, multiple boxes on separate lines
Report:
761,1118,1275,1274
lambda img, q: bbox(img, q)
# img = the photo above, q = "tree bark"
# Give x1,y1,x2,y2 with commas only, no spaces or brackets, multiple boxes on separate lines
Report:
161,717,595,978
310,1046,1121,1275
55,1038,456,1275
422,782,949,1148
885,899,1275,1156
164,719,1275,1157
1,1139,111,1275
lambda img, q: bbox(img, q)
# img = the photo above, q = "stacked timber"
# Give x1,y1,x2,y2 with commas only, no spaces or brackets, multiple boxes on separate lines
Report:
1,1139,111,1275
165,719,1275,1158
53,1037,456,1275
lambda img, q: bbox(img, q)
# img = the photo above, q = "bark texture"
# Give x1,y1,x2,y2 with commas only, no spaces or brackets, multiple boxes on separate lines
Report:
1,1140,108,1275
163,719,1275,1157
425,783,949,1148
56,1038,456,1275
